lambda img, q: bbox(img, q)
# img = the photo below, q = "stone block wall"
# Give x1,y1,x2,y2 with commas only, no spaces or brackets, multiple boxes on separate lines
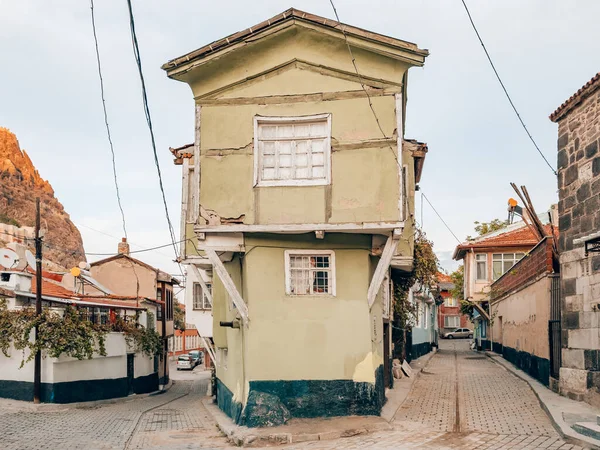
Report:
554,84,600,407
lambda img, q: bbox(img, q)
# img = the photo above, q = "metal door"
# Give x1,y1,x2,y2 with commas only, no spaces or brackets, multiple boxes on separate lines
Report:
127,354,135,395
549,275,561,379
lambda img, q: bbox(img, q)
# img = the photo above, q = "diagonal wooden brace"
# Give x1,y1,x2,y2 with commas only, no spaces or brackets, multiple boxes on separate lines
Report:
367,235,398,310
204,248,249,324
189,264,213,305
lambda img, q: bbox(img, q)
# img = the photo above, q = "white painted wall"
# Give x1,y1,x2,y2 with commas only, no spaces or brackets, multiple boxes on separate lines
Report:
184,266,213,338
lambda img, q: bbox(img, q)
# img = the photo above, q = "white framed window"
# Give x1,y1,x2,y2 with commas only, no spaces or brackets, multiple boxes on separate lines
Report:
445,315,460,328
475,254,487,281
284,250,336,296
492,253,524,280
254,114,332,187
423,304,429,329
444,297,457,307
193,282,212,310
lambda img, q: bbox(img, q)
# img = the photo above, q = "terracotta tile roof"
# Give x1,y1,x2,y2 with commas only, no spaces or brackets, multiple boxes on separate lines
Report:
0,286,14,297
436,273,452,283
174,328,200,337
550,72,600,122
453,224,556,260
32,278,77,299
161,8,429,71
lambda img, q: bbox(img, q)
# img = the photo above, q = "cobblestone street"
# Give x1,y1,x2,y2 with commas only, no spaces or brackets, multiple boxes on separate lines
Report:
0,342,587,449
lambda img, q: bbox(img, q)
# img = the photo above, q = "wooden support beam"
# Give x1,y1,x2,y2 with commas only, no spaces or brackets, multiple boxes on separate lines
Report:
200,335,216,366
367,235,398,309
204,249,249,324
189,264,213,305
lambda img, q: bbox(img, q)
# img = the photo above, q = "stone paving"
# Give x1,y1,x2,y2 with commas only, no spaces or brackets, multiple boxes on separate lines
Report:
0,341,589,449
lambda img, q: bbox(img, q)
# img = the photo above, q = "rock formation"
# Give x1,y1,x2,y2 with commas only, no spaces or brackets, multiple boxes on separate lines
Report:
0,127,85,269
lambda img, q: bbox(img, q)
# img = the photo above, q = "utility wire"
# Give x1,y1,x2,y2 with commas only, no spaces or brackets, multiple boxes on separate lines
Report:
327,0,401,167
90,0,128,239
460,0,557,176
421,193,462,244
124,0,179,261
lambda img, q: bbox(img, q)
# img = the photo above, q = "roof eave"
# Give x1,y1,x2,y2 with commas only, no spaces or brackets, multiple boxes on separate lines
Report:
161,8,429,74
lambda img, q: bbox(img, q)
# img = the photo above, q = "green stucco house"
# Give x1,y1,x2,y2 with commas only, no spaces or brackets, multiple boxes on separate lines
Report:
163,8,428,426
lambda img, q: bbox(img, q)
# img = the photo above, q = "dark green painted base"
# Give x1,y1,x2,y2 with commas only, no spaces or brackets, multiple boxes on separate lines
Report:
492,341,503,354
501,345,550,387
410,342,432,361
0,373,158,403
234,365,385,427
216,378,243,424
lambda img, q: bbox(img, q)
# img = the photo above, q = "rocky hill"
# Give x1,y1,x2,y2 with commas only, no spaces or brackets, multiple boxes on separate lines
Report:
0,127,85,269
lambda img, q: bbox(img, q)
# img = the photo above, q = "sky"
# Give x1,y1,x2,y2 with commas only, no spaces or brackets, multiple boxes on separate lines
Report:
1,0,599,282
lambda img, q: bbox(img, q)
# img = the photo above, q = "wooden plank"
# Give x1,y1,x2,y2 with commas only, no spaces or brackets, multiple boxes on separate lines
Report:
195,221,404,234
367,235,398,309
204,249,249,323
200,335,216,365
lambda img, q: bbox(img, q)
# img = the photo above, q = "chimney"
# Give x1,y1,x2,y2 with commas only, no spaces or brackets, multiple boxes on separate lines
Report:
118,237,130,256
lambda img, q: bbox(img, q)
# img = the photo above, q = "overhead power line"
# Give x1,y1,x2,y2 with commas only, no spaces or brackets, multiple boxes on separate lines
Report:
460,0,557,176
124,0,180,261
422,193,462,244
90,0,128,239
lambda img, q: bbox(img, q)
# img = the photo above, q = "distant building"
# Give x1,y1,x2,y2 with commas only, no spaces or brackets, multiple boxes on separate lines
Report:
0,267,159,403
436,273,472,335
88,238,179,386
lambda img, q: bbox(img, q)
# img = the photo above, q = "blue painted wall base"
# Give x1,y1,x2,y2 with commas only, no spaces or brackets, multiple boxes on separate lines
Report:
0,372,158,403
410,342,432,361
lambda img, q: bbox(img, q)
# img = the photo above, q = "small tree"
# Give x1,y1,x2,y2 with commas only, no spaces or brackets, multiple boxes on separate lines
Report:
468,219,507,240
173,301,186,331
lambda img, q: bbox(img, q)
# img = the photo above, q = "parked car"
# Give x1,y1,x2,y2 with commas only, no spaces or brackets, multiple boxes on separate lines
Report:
177,355,193,370
443,328,473,339
188,350,202,367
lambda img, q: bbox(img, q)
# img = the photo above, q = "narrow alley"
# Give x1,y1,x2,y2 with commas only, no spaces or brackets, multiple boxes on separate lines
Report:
0,342,585,450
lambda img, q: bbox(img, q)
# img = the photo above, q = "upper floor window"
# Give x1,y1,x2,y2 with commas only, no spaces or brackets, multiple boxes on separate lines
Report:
254,114,331,187
475,254,487,281
444,315,460,328
193,282,212,310
492,253,524,280
444,297,457,307
284,250,336,296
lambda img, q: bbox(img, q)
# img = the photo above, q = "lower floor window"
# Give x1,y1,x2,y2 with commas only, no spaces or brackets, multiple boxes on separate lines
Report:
285,250,336,295
445,315,460,328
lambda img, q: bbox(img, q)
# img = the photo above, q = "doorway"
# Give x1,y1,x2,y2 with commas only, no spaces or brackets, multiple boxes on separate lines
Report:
127,354,134,395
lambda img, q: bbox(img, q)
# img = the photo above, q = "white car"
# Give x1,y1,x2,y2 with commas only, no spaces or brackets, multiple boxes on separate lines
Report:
443,328,473,339
177,355,193,370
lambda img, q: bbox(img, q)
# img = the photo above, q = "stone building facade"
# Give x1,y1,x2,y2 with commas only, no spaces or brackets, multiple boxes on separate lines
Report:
550,72,600,406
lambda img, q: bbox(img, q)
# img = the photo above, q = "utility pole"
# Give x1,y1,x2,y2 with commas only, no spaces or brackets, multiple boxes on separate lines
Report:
33,198,42,404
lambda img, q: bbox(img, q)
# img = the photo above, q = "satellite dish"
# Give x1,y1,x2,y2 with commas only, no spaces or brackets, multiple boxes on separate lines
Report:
25,250,36,272
78,262,91,271
5,243,27,270
0,248,18,269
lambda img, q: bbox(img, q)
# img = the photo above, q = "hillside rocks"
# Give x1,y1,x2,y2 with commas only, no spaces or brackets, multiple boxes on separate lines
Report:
0,127,85,269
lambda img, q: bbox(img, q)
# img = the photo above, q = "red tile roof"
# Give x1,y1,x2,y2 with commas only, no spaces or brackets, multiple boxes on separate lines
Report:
32,278,77,299
550,72,600,122
436,273,452,283
454,224,556,260
174,328,200,337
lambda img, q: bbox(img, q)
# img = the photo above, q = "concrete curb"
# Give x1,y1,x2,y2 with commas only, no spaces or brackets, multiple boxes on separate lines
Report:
484,351,600,450
0,379,175,412
202,397,392,447
381,347,438,423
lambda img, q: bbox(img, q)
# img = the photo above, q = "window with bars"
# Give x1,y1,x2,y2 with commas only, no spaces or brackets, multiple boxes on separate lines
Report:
492,253,524,280
285,250,336,296
193,283,212,310
254,114,331,187
476,254,487,281
444,315,460,328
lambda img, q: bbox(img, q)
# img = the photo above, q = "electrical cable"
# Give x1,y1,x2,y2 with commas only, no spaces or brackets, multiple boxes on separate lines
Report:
124,0,180,260
90,0,128,240
421,193,462,244
460,0,557,176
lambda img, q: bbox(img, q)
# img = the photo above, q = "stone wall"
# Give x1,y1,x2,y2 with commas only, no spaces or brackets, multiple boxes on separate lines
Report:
554,84,600,407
